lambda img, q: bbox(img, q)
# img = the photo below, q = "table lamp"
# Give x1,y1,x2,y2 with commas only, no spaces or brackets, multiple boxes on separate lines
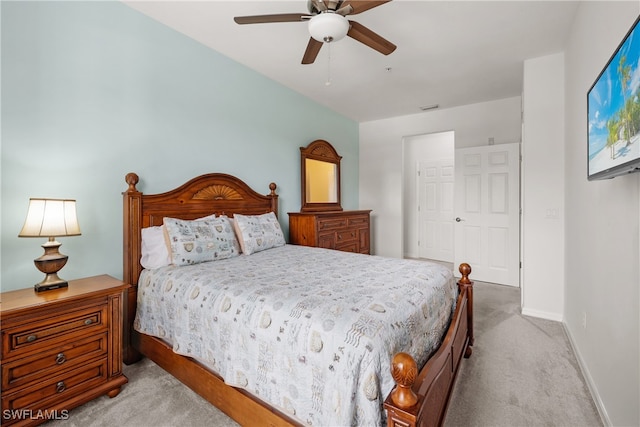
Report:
19,198,81,292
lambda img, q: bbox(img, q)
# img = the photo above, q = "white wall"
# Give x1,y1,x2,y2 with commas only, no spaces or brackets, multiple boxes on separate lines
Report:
403,131,454,259
521,53,566,321
563,2,639,425
360,97,522,258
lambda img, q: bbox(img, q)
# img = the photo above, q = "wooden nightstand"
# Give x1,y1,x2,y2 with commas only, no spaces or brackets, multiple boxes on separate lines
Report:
0,275,129,426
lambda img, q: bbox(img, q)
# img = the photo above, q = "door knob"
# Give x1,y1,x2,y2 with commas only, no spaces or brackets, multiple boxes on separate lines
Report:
455,217,464,222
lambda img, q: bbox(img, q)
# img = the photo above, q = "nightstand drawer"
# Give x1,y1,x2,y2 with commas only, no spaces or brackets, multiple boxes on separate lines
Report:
1,358,108,417
2,303,108,360
2,333,108,392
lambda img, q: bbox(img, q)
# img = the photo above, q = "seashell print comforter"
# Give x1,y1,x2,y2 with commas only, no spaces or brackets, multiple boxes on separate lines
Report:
134,244,456,426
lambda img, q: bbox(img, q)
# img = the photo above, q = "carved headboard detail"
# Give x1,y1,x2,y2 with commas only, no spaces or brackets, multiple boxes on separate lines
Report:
193,185,243,201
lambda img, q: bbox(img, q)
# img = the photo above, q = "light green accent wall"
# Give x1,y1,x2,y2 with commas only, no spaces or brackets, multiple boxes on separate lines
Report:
1,1,358,291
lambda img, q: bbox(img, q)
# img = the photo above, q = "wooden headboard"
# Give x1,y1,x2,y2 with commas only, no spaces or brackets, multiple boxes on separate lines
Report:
122,172,278,287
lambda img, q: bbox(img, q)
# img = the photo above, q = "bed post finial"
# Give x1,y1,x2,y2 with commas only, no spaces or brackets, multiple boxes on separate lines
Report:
459,263,472,285
268,182,279,217
389,352,418,409
458,263,474,350
125,173,140,193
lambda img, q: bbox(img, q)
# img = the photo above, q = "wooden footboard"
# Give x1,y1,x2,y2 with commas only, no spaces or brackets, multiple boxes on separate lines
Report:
385,263,474,427
132,330,298,426
122,172,473,427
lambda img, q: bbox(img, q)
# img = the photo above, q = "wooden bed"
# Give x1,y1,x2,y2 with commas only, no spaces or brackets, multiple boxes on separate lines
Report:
122,172,474,427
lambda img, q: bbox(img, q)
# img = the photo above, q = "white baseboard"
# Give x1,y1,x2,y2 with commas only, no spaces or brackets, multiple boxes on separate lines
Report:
562,322,611,427
521,307,563,322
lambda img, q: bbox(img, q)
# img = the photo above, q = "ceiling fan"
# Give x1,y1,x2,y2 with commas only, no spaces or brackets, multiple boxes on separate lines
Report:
234,0,397,65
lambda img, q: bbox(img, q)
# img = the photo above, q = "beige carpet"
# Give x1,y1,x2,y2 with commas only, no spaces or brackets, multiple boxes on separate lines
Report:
444,282,602,427
45,281,602,427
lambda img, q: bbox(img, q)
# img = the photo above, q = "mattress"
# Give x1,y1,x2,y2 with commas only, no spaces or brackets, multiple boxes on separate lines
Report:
134,244,456,426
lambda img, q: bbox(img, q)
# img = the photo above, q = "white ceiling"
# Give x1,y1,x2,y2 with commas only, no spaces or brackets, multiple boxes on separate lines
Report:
123,0,580,122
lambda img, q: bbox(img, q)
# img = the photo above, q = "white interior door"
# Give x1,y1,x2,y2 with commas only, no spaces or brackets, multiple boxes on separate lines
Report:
454,143,520,286
418,160,454,262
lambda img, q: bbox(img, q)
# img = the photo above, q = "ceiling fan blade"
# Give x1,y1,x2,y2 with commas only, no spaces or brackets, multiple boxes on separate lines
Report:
302,37,323,64
234,14,311,25
347,20,396,55
340,1,391,15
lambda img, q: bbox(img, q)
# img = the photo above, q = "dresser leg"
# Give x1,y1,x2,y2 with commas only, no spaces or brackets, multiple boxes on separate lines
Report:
107,387,122,398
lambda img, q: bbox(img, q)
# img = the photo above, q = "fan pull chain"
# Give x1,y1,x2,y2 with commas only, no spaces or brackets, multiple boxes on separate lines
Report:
326,43,332,86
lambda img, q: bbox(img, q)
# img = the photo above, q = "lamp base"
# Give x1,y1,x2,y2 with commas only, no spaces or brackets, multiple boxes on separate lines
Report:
34,273,69,292
33,239,69,292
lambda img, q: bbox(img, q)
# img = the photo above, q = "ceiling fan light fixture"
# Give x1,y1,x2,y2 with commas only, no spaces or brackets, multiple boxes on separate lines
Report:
308,12,349,43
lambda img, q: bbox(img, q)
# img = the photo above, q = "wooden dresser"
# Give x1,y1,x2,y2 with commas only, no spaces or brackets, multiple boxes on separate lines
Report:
0,275,129,426
288,210,372,254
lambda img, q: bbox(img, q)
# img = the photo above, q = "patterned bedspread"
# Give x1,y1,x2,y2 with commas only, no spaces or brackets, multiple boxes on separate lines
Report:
134,245,457,426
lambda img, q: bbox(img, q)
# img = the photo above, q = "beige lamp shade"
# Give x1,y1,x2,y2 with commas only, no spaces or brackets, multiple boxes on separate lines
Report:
19,198,81,237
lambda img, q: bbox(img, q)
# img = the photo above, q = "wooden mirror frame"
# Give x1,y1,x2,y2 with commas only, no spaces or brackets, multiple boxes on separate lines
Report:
300,139,342,212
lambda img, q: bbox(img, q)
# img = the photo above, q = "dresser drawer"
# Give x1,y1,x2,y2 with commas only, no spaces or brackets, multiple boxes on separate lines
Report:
347,215,369,228
2,333,108,392
319,229,359,246
1,358,108,417
335,241,359,253
317,217,348,231
336,229,358,243
2,303,108,360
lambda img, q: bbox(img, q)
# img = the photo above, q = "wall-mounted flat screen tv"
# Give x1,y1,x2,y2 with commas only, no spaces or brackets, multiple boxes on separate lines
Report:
588,15,640,180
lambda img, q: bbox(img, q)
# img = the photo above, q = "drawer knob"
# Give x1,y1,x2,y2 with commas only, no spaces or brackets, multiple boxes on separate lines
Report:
55,353,67,365
56,381,66,393
84,318,93,326
26,334,37,343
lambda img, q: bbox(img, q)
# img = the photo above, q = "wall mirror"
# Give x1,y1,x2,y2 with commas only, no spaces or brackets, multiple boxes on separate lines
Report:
300,139,342,212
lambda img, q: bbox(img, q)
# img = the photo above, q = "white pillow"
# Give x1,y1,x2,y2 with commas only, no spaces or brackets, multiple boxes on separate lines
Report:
141,226,171,269
233,212,286,255
164,216,240,266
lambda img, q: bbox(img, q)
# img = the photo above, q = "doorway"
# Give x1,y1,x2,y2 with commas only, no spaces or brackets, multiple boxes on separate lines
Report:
403,131,455,261
403,134,521,287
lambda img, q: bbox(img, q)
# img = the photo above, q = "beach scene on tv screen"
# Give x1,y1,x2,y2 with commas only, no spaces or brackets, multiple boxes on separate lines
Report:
588,21,640,176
